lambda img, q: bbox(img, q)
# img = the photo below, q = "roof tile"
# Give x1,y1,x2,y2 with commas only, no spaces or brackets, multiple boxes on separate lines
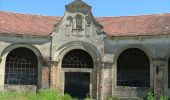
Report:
0,11,170,37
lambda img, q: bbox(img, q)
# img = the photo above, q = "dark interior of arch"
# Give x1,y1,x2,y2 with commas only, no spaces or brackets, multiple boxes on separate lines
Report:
62,49,93,68
64,72,90,98
168,58,170,88
5,47,38,85
117,48,150,87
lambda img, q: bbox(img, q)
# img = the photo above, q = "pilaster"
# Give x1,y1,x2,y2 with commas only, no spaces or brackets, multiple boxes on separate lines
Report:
153,59,165,99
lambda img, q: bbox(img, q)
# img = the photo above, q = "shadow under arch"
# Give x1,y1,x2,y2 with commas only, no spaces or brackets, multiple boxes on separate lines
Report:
166,53,170,91
112,45,153,98
117,48,150,86
0,43,43,89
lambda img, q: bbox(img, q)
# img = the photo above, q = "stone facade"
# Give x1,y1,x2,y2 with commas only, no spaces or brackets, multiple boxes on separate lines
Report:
0,0,170,99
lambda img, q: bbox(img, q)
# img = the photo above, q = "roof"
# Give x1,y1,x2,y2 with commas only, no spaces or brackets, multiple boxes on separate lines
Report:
97,14,170,36
0,11,170,37
0,11,61,36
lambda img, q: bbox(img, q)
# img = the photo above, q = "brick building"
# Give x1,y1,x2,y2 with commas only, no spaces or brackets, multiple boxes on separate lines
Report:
0,0,170,99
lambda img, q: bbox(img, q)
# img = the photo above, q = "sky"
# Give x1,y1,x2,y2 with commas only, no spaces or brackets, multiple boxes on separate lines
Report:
0,0,170,17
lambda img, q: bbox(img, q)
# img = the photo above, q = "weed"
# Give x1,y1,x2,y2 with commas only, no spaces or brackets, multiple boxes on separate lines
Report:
146,91,154,100
0,89,72,100
160,96,168,100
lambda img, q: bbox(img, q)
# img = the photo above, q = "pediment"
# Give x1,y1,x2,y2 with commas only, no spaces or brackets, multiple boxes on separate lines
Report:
53,0,105,37
66,0,91,9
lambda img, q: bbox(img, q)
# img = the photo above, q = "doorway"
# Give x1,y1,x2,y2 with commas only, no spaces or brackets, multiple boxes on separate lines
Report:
64,72,90,98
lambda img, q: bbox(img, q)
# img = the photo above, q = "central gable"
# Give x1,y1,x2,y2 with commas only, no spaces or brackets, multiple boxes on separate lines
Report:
53,0,103,37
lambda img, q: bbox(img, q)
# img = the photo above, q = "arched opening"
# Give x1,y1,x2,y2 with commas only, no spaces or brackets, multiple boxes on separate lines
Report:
76,14,83,29
117,48,150,87
62,49,93,68
62,49,93,98
168,57,170,88
5,47,38,85
66,16,73,26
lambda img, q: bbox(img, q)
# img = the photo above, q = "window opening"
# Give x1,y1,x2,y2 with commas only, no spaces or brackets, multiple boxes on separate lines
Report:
117,48,150,87
5,47,38,85
62,49,93,68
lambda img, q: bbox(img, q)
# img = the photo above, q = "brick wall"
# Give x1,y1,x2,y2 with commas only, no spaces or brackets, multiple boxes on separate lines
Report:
42,67,49,88
50,66,58,89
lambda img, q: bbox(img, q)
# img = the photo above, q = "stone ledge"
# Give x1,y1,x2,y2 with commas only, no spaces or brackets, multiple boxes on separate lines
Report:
3,84,37,92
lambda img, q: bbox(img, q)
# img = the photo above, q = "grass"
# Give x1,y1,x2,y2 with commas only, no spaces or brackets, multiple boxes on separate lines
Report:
0,89,72,100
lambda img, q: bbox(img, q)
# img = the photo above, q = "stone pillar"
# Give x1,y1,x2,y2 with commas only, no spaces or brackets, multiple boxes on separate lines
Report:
96,61,104,100
96,63,100,100
153,59,165,99
96,61,102,100
100,65,105,100
96,61,113,100
102,63,113,100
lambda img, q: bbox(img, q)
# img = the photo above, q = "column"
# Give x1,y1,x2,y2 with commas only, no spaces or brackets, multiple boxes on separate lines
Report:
50,61,59,89
42,66,50,88
96,61,104,100
153,59,165,99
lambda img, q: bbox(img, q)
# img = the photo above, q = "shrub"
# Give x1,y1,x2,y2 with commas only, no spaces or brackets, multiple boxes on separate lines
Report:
0,89,72,100
62,93,72,100
38,89,61,100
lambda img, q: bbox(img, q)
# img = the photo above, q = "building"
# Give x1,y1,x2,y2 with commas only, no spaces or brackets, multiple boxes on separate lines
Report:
0,0,170,99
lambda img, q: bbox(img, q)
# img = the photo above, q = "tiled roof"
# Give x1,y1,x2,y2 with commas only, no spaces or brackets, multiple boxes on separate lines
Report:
0,11,61,36
96,14,170,36
0,11,170,37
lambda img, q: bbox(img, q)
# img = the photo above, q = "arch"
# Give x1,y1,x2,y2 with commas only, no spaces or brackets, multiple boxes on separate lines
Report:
62,49,93,68
117,48,150,87
1,43,42,59
54,41,101,63
5,47,38,85
113,45,153,63
66,16,73,26
1,43,43,86
85,16,91,24
76,14,83,29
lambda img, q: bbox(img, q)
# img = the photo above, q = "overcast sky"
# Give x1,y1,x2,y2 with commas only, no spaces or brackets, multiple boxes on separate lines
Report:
0,0,170,17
